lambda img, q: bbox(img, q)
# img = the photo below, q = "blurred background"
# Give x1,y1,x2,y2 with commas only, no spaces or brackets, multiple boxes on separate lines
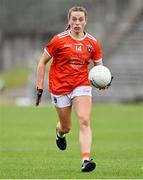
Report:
0,0,143,105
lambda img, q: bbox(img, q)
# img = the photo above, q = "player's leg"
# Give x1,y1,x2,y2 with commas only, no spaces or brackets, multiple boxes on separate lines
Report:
72,96,92,158
55,106,72,150
56,106,72,135
51,93,72,150
72,95,96,172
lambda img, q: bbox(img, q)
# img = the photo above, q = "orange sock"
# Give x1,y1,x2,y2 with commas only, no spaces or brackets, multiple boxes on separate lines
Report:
82,152,90,163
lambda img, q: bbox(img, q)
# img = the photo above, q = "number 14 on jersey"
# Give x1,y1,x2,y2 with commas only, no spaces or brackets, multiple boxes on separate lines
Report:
75,45,82,52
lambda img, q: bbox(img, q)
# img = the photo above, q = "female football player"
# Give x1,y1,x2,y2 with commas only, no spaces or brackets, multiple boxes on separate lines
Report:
36,6,111,172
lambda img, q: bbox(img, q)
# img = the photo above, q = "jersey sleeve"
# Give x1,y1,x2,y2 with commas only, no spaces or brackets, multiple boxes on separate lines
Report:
44,35,58,57
91,41,103,63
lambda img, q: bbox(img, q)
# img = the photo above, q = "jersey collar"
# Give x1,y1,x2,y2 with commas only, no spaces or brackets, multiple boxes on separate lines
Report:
68,30,87,41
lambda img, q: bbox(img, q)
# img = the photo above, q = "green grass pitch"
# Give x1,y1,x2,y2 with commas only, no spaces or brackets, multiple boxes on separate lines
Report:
0,104,143,179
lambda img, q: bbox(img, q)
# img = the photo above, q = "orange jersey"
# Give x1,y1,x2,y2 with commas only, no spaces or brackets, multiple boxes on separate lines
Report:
44,30,103,95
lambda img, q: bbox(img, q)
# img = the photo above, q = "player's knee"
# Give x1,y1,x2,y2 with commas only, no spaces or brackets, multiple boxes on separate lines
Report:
79,116,90,128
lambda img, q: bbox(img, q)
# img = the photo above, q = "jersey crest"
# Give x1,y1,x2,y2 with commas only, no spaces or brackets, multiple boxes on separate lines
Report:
87,45,93,52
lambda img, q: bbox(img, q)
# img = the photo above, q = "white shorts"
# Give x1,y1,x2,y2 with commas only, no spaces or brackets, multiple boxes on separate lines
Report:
51,86,92,108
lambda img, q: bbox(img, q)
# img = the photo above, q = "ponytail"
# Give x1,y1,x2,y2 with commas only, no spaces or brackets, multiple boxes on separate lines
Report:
65,24,71,31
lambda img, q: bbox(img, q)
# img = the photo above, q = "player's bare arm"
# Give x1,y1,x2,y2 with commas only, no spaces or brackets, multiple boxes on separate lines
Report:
36,52,51,106
36,52,51,90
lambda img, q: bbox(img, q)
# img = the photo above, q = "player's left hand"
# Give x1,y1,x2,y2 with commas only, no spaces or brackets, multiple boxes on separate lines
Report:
99,76,114,90
35,89,43,106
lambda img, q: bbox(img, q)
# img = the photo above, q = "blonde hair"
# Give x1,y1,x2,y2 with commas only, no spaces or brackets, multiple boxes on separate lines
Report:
65,6,88,31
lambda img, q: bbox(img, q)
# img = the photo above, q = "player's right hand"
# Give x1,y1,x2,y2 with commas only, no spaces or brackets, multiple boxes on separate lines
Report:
107,76,114,87
99,76,114,90
35,89,43,106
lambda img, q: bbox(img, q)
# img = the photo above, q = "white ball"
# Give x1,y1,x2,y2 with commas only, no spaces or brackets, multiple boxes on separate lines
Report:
88,65,112,88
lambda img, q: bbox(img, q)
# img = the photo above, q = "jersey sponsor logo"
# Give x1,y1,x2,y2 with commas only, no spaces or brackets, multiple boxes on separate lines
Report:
64,43,72,47
69,55,87,69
